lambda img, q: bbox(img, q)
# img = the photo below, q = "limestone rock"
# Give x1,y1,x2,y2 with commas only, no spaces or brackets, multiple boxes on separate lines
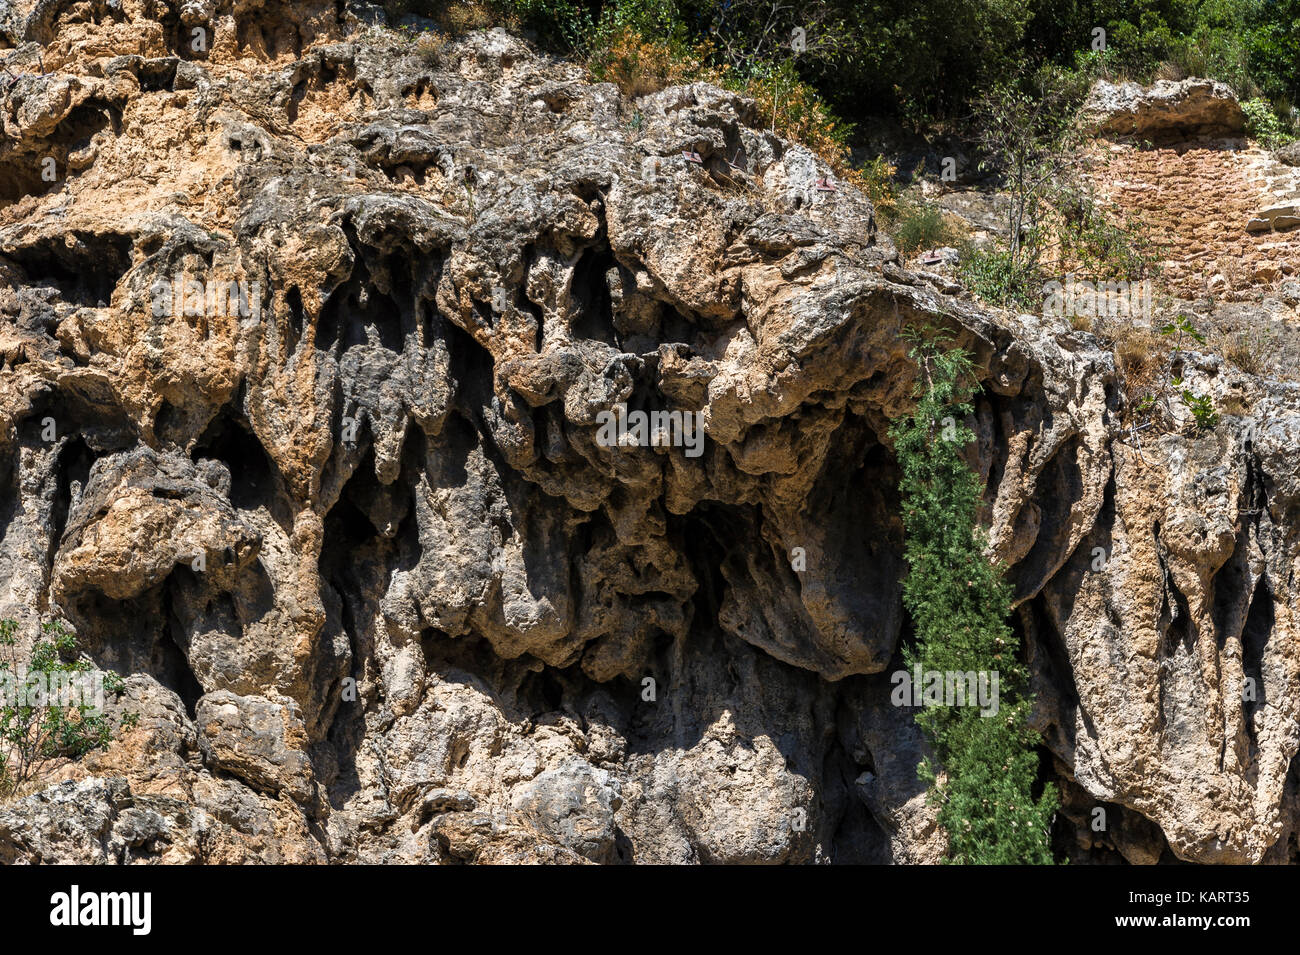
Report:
1276,141,1300,166
1083,78,1246,140
509,758,622,863
196,691,317,805
1247,203,1300,232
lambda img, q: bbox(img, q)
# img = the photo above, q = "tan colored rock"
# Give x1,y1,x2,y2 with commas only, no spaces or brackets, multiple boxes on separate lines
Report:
196,691,317,805
1083,78,1246,140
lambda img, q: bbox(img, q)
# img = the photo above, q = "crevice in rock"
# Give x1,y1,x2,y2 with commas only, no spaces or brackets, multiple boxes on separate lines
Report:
317,232,425,356
285,285,305,355
569,246,618,346
1021,592,1079,751
0,100,118,206
153,398,186,448
1240,577,1273,747
445,319,496,420
192,406,278,515
46,433,94,570
0,231,133,307
0,159,49,207
159,581,206,719
1012,433,1085,602
823,732,890,863
1157,545,1195,659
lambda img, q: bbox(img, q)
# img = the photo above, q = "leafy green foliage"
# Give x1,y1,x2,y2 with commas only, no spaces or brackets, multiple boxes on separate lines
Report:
386,0,1300,130
1152,317,1218,429
1178,386,1219,429
892,199,956,259
889,327,1057,864
0,619,128,797
1160,312,1206,346
1054,188,1161,282
1241,0,1300,103
1126,315,1219,432
973,71,1086,266
958,247,1044,311
1243,97,1296,146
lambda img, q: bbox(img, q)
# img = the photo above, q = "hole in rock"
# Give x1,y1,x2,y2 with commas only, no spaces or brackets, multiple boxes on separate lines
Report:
569,247,618,346
0,231,132,306
1241,581,1273,738
193,410,276,511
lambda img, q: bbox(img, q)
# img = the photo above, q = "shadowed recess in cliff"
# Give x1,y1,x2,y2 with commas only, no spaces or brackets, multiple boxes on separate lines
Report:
1010,432,1087,604
1240,578,1274,745
1154,537,1207,748
0,98,120,206
0,230,133,307
316,231,426,355
47,434,94,568
159,577,211,718
568,246,619,347
193,405,285,520
444,317,496,419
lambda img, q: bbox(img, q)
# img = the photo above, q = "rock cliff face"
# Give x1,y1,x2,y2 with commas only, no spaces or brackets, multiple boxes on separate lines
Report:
0,0,1298,864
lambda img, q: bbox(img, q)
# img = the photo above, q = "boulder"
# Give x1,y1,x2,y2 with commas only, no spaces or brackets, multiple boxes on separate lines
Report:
1083,78,1245,139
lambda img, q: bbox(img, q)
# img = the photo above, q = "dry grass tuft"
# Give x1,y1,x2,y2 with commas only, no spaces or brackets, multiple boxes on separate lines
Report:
1111,324,1167,410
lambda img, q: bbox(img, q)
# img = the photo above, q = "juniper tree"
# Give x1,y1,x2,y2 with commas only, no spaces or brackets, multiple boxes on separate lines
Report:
889,325,1057,864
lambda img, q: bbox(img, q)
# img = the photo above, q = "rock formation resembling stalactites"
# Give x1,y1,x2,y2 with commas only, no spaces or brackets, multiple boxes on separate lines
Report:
0,0,1297,864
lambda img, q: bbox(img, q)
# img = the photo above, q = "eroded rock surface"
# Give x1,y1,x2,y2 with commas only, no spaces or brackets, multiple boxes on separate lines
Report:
0,0,1297,864
1083,78,1246,140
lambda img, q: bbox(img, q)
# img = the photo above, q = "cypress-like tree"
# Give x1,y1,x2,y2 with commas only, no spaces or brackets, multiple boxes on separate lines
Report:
889,325,1057,864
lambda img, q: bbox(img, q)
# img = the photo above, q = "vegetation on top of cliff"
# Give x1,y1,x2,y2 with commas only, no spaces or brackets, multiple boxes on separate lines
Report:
389,0,1299,136
384,0,896,203
382,2,1292,325
890,328,1058,864
951,62,1161,311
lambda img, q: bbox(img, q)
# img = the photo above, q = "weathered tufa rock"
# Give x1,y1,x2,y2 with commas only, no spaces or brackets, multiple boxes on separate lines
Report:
0,1,1298,866
1275,141,1300,166
0,777,198,864
1083,78,1245,139
508,758,623,863
196,691,317,805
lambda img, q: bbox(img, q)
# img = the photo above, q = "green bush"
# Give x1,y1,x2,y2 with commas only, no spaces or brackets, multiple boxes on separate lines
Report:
892,199,956,259
494,0,598,47
0,619,130,797
889,327,1057,864
959,247,1044,311
1243,97,1296,146
384,1,1300,128
1179,387,1219,429
1239,0,1300,102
